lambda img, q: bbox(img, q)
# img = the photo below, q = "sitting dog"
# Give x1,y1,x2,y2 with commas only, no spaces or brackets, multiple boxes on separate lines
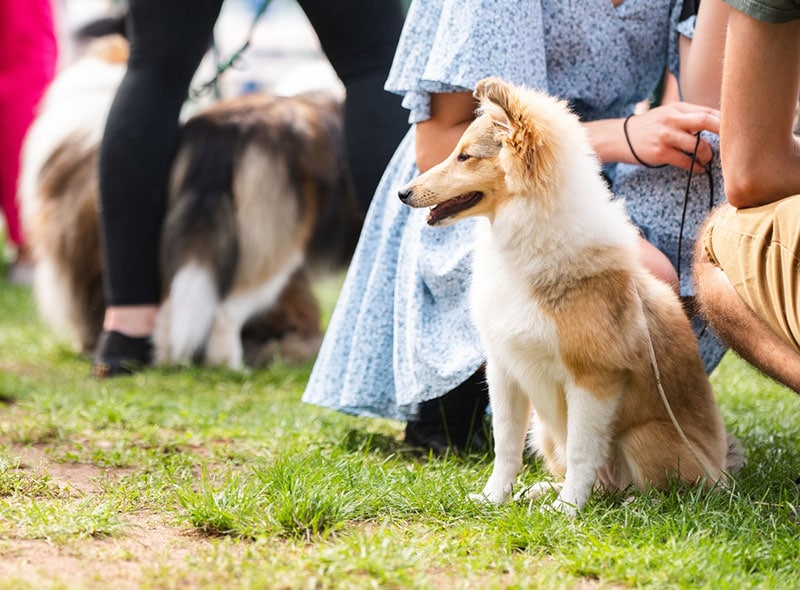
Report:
20,35,359,368
399,77,741,514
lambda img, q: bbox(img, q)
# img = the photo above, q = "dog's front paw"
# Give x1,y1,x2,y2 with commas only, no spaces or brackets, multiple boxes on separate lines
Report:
468,492,491,504
541,497,578,517
513,482,576,515
513,481,561,502
470,483,512,505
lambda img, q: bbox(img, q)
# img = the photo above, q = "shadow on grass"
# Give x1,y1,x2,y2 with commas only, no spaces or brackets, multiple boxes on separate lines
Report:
336,427,495,466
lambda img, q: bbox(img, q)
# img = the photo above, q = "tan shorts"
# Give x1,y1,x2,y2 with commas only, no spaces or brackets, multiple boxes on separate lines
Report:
701,195,800,352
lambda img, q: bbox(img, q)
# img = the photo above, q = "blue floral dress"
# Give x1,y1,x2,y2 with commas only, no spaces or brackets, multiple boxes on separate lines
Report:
302,0,727,421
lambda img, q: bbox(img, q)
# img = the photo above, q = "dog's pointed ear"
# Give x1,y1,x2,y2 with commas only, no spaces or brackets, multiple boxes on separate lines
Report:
473,77,557,197
474,77,515,130
474,78,510,112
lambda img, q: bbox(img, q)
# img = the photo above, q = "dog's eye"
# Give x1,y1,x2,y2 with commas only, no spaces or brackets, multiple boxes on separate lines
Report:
457,153,471,162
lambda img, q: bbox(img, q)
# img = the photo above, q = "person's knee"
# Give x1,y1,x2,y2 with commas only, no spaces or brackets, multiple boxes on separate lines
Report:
639,237,679,293
692,206,731,303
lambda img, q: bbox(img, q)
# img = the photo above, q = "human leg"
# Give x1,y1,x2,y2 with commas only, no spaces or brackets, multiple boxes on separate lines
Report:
297,1,488,451
694,201,800,393
694,255,800,392
297,0,409,212
720,10,800,207
94,0,223,375
639,236,680,293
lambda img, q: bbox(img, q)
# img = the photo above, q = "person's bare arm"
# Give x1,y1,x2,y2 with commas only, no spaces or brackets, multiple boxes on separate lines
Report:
415,92,478,172
720,12,800,208
678,0,732,109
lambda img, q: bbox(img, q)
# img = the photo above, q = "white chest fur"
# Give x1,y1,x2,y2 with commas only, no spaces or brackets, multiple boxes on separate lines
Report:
469,222,570,433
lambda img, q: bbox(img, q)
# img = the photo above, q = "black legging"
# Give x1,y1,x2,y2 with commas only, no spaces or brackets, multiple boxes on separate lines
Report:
98,0,408,306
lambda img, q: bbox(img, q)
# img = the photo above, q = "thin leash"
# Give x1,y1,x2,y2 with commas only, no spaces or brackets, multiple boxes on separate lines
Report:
190,0,273,100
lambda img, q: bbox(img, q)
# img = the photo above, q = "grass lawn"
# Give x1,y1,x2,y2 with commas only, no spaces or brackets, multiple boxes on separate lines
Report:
0,272,799,589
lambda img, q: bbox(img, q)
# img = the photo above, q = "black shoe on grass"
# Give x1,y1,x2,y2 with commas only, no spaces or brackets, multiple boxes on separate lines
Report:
404,369,490,456
92,330,153,378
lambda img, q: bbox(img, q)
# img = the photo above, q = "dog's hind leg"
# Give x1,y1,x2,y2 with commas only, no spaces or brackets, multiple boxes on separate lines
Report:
553,382,621,515
514,421,565,503
156,262,219,365
205,307,245,369
472,359,532,504
617,421,725,491
205,257,303,369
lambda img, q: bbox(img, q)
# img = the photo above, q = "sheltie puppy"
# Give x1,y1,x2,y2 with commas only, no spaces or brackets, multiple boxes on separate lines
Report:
399,77,741,514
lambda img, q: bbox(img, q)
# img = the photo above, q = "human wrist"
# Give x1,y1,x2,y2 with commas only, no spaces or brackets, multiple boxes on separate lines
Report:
623,114,666,169
584,118,632,164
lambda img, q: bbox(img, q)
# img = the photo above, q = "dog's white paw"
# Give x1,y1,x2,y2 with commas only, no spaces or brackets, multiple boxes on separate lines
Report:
540,497,578,517
468,492,491,504
469,484,511,505
513,481,561,502
513,481,576,515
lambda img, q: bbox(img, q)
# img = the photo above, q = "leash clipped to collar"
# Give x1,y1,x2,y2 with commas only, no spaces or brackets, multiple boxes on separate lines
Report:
190,0,273,100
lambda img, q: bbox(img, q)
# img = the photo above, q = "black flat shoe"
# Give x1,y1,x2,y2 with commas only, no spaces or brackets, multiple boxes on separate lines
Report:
404,421,453,456
91,330,153,378
404,368,490,456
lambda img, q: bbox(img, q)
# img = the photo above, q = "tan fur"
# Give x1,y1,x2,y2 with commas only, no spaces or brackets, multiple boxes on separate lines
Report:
401,77,739,513
232,148,305,290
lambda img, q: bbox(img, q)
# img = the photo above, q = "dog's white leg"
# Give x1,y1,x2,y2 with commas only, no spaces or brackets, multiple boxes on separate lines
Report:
472,360,532,504
552,384,620,515
153,300,173,364
205,307,245,369
205,257,302,369
163,262,219,365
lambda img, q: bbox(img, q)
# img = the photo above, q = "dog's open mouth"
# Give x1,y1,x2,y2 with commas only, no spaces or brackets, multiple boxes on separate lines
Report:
427,192,483,225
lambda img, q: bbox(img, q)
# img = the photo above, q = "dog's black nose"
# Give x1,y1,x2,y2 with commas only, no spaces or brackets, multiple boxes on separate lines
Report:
398,188,411,203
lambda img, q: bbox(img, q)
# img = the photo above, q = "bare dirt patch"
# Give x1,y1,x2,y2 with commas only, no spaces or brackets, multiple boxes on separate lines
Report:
0,512,235,590
10,444,132,495
0,444,247,589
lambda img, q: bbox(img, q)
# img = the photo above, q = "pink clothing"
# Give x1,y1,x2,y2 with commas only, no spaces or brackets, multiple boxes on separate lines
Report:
0,0,57,247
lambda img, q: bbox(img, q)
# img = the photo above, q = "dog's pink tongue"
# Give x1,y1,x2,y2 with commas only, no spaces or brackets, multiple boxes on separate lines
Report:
427,192,482,225
427,205,447,225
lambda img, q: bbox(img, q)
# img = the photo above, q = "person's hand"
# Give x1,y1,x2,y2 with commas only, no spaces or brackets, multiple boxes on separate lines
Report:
623,102,720,173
